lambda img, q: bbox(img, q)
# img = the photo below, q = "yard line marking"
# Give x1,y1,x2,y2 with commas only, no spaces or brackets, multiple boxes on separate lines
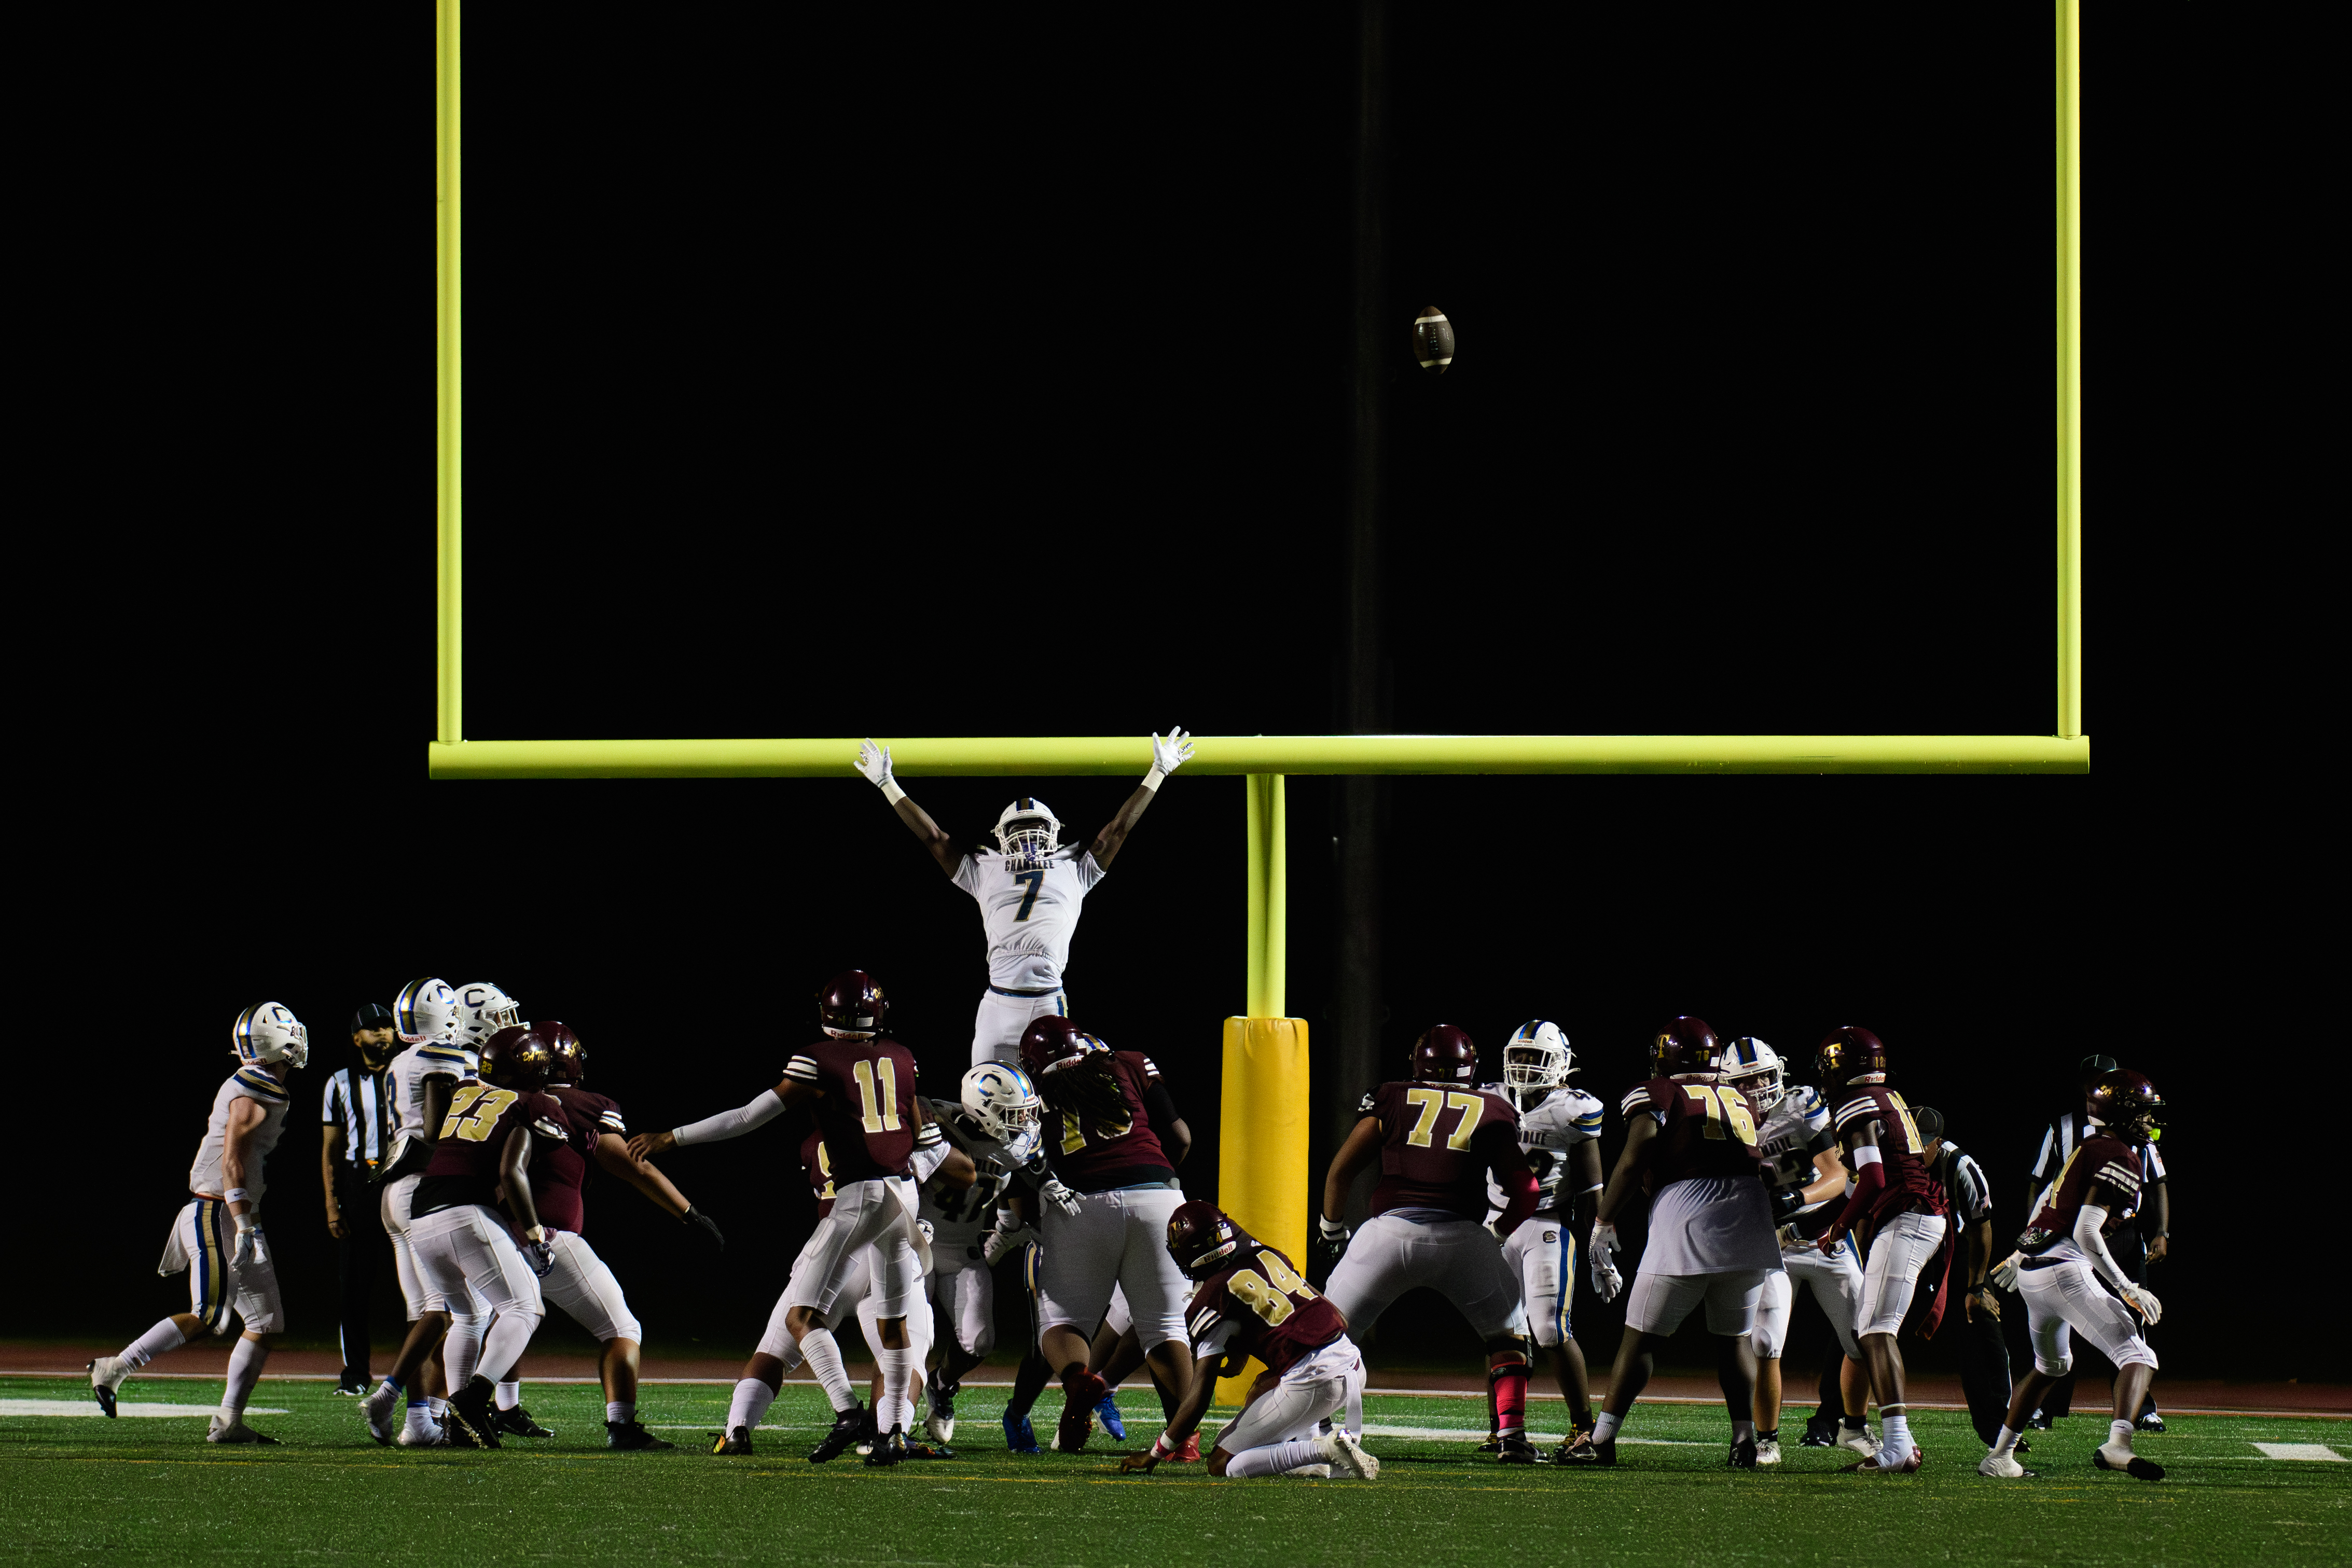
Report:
2252,1443,2346,1461
1359,1423,1705,1447
0,1399,290,1419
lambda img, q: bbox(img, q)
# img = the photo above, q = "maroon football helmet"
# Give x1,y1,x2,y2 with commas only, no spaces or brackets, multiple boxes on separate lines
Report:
1409,1024,1479,1084
817,970,888,1037
1165,1200,1251,1280
1813,1025,1888,1090
2087,1069,2163,1142
1651,1016,1723,1077
538,1021,584,1086
1018,1015,1098,1079
479,1023,554,1092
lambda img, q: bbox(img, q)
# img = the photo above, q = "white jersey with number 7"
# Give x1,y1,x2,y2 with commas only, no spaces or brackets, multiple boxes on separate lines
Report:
952,847,1106,992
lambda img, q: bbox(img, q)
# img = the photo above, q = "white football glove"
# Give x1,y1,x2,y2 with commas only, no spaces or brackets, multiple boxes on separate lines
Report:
231,1218,267,1271
2119,1282,2162,1326
1990,1251,2023,1292
855,738,895,790
1589,1222,1623,1302
1039,1175,1082,1217
982,1220,1039,1268
1143,727,1194,789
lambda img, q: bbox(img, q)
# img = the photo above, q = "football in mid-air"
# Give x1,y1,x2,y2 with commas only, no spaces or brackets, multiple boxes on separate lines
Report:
1412,306,1454,373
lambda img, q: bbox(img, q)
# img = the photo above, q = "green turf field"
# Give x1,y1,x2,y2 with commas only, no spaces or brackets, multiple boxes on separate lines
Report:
3,1376,2344,1566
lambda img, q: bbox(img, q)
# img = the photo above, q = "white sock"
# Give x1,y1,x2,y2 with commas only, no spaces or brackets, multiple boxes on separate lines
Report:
445,1314,486,1390
428,1396,448,1418
478,1310,539,1387
606,1401,632,1424
2107,1419,2135,1451
875,1346,915,1436
496,1380,520,1411
1594,1411,1624,1444
728,1378,779,1433
220,1336,269,1417
123,1319,187,1370
800,1328,857,1413
406,1400,438,1434
1225,1438,1324,1478
1880,1411,1912,1460
1991,1424,2021,1457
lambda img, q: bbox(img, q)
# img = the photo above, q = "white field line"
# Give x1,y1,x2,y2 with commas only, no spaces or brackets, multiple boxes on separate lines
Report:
2252,1442,2345,1461
1,1399,290,1419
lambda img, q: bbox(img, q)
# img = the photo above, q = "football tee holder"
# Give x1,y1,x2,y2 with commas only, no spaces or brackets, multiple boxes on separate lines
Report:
428,0,2088,1404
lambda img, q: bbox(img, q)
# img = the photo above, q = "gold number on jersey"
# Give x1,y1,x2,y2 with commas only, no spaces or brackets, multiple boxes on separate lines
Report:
437,1084,518,1143
1255,1248,1319,1300
1404,1088,1485,1148
853,1058,902,1135
1682,1085,1759,1146
1060,1105,1133,1155
1228,1269,1296,1327
817,1141,837,1202
1887,1091,1925,1154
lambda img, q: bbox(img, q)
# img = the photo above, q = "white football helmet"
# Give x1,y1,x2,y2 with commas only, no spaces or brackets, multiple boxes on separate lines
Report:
1501,1020,1573,1107
1721,1036,1786,1111
232,1002,309,1069
394,977,462,1045
993,797,1061,869
961,1062,1045,1162
454,981,522,1047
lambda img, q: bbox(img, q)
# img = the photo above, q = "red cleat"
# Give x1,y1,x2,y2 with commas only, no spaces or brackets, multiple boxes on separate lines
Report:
1054,1371,1108,1454
1169,1433,1202,1463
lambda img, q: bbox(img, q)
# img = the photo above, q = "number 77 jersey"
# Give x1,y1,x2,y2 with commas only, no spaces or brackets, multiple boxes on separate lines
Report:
1361,1080,1521,1221
1620,1075,1766,1188
785,1034,926,1183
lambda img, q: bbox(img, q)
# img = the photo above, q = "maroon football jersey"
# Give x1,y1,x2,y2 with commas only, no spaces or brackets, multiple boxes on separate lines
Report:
1044,1051,1176,1193
1360,1080,1520,1220
802,1125,838,1219
2028,1132,2142,1244
784,1034,926,1184
1830,1083,1948,1221
533,1087,627,1235
412,1083,586,1219
1186,1242,1347,1377
1620,1075,1767,1188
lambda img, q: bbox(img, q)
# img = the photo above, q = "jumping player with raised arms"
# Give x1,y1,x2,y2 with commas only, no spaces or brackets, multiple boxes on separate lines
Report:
854,730,1194,1066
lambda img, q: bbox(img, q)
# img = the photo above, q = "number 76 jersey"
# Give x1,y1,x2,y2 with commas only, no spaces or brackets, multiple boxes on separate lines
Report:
784,1034,927,1184
1620,1075,1765,1189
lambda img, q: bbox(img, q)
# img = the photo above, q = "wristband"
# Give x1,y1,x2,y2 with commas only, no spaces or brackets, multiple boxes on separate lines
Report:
1140,766,1165,793
225,1188,251,1204
881,780,907,806
1151,1432,1175,1459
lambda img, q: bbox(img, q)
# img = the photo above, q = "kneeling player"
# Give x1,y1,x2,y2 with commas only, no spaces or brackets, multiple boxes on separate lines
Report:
1581,1017,1779,1468
91,1004,308,1445
1980,1070,2166,1482
1119,1203,1378,1480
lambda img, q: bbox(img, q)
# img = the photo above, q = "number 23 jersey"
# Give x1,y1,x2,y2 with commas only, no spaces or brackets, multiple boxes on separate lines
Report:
412,1084,587,1219
784,1034,932,1185
1186,1243,1346,1377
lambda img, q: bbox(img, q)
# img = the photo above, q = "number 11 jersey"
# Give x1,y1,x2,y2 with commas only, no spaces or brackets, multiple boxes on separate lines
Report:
784,1034,926,1184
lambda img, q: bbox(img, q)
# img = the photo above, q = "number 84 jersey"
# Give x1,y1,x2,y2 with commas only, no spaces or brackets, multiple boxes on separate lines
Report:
1187,1242,1346,1377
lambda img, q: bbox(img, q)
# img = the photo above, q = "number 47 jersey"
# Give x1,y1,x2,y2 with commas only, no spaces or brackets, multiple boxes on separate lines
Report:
785,1034,930,1184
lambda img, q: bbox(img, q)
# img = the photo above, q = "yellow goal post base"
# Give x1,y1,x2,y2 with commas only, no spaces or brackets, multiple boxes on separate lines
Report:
1214,1017,1310,1408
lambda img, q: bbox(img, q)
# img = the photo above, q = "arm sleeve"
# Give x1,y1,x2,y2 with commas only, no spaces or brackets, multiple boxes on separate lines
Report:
1825,1156,1886,1233
673,1089,787,1147
1142,1080,1181,1131
2072,1203,2134,1292
1492,1161,1541,1235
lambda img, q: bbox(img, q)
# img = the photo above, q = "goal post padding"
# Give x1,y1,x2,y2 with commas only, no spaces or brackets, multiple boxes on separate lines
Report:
1212,1016,1309,1408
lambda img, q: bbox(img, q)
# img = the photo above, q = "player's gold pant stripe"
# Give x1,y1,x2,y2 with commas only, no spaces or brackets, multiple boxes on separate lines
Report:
193,1199,231,1331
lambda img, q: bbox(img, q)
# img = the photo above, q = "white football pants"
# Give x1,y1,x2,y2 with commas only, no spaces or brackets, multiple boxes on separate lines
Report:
2019,1256,2156,1376
971,988,1069,1067
1325,1214,1520,1341
787,1177,923,1320
1752,1237,1864,1361
1035,1184,1190,1351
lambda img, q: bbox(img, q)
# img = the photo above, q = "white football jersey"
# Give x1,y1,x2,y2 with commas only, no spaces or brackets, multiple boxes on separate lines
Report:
916,1097,1022,1250
1756,1084,1836,1214
952,846,1106,990
187,1064,293,1208
1484,1084,1604,1216
384,1037,477,1160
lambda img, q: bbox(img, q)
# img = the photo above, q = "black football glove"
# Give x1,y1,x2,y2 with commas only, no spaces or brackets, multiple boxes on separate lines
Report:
1314,1216,1351,1265
1772,1186,1808,1220
524,1239,556,1278
684,1205,726,1252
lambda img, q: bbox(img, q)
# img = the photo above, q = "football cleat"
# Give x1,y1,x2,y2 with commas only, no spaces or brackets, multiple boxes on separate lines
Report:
1171,1433,1202,1463
902,1439,955,1460
1003,1409,1040,1453
444,1376,502,1449
864,1425,908,1467
808,1402,873,1463
363,1381,400,1445
1557,1435,1616,1466
1094,1393,1127,1440
1476,1432,1503,1453
1800,1415,1841,1447
1728,1435,1759,1469
1978,1451,2037,1479
2093,1444,2164,1481
926,1378,958,1445
493,1404,554,1438
1318,1430,1380,1479
1285,1463,1334,1478
333,1379,372,1397
1554,1428,1599,1465
1842,1445,1926,1475
1496,1432,1545,1465
1754,1437,1783,1466
1055,1370,1108,1453
2025,1410,2053,1430
87,1356,128,1418
1838,1424,1880,1457
394,1422,443,1448
711,1426,755,1456
206,1414,281,1445
2136,1411,2167,1434
606,1420,673,1451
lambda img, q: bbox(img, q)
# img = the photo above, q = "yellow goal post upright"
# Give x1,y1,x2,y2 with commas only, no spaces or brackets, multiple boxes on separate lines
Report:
430,0,2084,1405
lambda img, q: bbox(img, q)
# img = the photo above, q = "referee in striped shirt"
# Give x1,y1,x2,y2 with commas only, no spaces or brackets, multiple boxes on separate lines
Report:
1914,1108,2009,1446
320,1003,399,1395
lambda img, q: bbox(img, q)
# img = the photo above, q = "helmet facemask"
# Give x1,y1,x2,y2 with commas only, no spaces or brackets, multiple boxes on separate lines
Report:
962,1063,1046,1162
996,816,1056,869
233,1003,309,1070
1501,1037,1569,1108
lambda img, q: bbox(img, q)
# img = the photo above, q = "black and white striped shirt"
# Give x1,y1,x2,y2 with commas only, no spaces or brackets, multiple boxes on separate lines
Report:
2028,1110,2164,1216
322,1066,393,1172
1939,1142,1994,1223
